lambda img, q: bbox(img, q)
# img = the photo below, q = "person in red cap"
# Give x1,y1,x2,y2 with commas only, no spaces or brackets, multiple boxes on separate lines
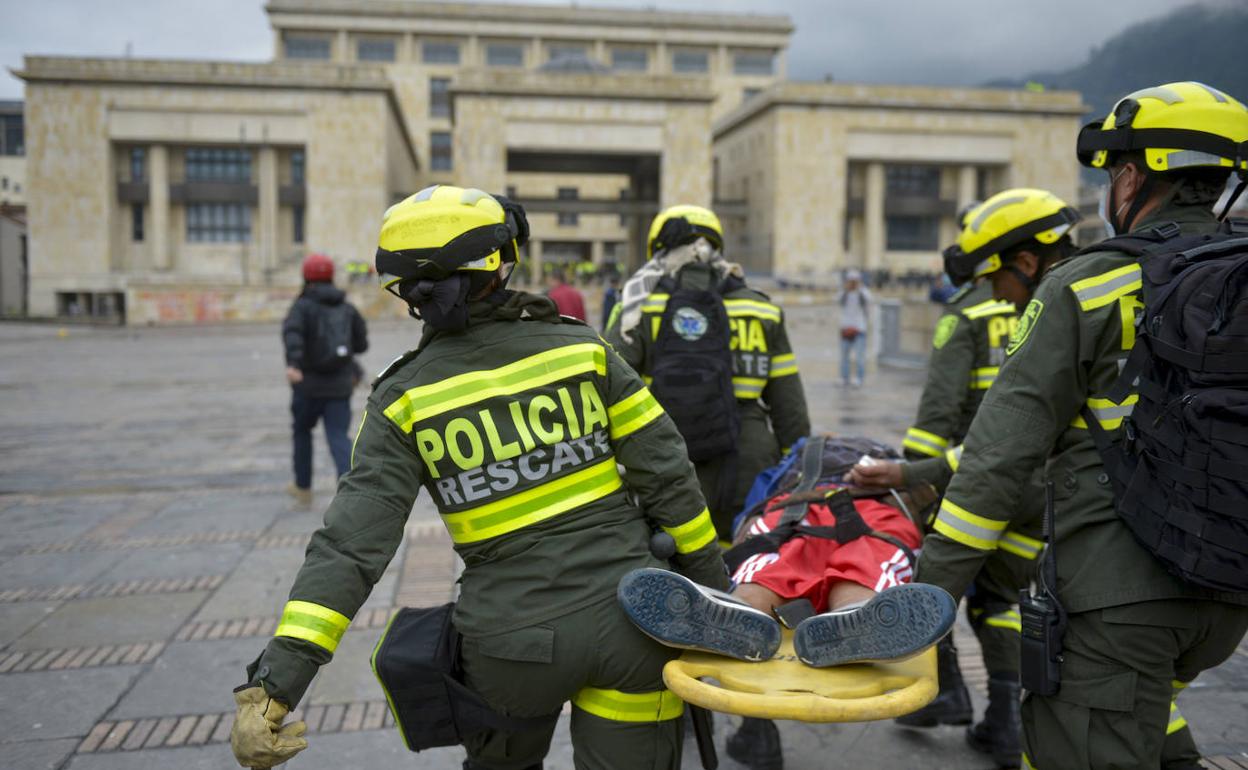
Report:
281,253,369,508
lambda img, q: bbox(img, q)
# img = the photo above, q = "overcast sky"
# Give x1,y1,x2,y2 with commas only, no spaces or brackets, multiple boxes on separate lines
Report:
1,0,1187,100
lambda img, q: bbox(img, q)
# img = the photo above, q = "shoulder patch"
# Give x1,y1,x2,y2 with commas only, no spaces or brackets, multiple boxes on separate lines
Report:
932,315,959,350
1006,299,1044,356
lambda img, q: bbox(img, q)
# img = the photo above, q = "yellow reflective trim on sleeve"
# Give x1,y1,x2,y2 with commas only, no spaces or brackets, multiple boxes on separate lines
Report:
383,343,607,432
933,498,1006,551
662,508,717,554
608,387,664,440
970,366,999,390
984,609,1022,633
903,427,949,458
1070,264,1142,311
641,294,670,314
962,299,1017,319
1118,294,1144,351
723,298,781,322
733,376,767,400
945,445,963,472
769,353,799,378
1000,530,1044,560
1070,394,1139,430
350,410,368,469
650,316,662,341
274,600,351,653
1171,679,1189,693
1167,701,1188,735
572,687,684,722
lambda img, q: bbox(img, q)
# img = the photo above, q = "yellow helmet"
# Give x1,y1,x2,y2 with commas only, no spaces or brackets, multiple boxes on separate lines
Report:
944,188,1080,283
374,185,528,288
1077,81,1248,173
647,204,723,258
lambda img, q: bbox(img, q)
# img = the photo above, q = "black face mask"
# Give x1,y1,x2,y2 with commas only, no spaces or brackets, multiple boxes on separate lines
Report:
403,275,472,332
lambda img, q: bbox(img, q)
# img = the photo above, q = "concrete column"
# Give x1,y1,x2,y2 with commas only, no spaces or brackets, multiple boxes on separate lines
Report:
773,48,787,80
716,44,729,75
593,40,607,67
336,30,350,62
590,239,604,266
400,33,414,62
466,35,480,67
654,42,667,74
864,161,885,271
149,145,170,271
529,37,542,68
957,164,978,210
529,239,543,284
273,29,284,59
257,146,278,282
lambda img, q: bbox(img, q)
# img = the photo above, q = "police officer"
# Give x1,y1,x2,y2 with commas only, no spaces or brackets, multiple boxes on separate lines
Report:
607,205,811,543
229,186,728,770
915,82,1248,769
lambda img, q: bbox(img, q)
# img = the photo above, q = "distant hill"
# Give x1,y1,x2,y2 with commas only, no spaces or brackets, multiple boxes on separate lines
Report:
987,2,1248,121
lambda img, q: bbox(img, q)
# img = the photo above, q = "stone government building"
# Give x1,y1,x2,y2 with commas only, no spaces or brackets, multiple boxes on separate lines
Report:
14,0,1082,324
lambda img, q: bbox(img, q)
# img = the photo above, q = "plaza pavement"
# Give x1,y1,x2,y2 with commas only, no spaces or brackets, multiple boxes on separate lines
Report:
1,305,1246,770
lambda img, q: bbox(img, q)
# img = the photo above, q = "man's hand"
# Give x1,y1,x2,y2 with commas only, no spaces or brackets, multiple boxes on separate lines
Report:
845,458,905,489
230,685,307,769
285,367,303,385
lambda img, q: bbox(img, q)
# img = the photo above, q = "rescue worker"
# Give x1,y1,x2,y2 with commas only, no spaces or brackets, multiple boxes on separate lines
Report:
229,186,729,770
888,191,1073,766
914,82,1248,769
606,205,811,543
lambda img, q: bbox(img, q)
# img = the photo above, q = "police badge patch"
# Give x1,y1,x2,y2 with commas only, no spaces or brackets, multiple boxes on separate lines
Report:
1006,299,1044,355
932,315,959,350
673,307,709,341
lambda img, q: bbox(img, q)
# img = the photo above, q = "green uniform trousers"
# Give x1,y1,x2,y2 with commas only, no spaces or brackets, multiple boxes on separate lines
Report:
460,595,684,770
1021,599,1248,770
696,402,781,541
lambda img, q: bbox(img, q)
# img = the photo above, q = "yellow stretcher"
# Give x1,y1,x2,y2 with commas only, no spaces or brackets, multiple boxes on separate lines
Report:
663,630,938,723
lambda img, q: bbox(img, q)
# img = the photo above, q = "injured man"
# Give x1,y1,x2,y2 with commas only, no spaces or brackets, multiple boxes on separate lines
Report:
617,483,956,668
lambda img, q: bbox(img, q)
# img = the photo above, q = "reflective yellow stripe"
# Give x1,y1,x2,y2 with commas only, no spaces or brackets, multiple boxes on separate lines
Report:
1022,751,1038,770
1168,701,1188,735
723,298,781,322
970,366,999,390
1070,394,1139,429
1172,679,1189,693
441,458,622,544
945,445,963,472
770,353,799,378
962,299,1016,319
1071,264,1142,311
350,410,368,469
733,376,767,400
572,687,684,722
933,498,1006,551
1000,531,1043,560
1118,295,1143,351
274,600,351,653
383,343,607,432
662,508,716,554
608,387,664,440
903,427,949,458
984,609,1022,633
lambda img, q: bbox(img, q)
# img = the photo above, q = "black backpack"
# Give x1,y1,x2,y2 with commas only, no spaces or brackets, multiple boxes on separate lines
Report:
306,302,354,373
649,275,741,464
1081,220,1248,592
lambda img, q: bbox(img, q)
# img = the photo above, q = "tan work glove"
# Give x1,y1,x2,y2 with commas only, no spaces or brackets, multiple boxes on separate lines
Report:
230,685,308,768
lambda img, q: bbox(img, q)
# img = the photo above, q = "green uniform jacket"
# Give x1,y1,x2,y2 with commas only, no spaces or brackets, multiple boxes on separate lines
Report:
248,293,727,706
903,282,1018,460
918,202,1248,612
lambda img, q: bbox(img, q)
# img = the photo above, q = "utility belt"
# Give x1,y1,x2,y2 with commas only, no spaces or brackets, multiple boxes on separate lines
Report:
371,603,558,752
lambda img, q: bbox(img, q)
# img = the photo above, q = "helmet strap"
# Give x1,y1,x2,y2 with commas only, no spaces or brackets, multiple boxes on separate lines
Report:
1220,174,1248,221
1004,263,1037,294
1118,174,1156,234
401,274,473,332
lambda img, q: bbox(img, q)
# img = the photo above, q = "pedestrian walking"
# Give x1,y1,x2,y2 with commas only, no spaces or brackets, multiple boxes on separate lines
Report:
837,269,872,387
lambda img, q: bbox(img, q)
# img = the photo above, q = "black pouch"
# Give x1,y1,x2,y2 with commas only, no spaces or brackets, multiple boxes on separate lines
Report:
370,603,556,752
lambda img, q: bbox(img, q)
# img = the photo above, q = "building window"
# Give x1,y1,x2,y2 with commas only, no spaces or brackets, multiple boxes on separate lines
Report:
293,205,305,244
557,187,578,227
185,148,252,182
423,41,460,65
548,44,586,63
611,48,647,72
285,34,331,60
357,38,396,62
0,113,24,156
487,43,524,67
733,51,774,76
618,188,629,227
672,49,709,74
132,204,144,242
187,203,252,243
885,164,941,197
430,78,451,118
886,216,940,251
130,147,146,182
430,132,452,171
291,150,305,185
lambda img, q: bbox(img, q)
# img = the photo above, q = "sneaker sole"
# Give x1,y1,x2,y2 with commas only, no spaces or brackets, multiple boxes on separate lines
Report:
617,568,781,662
793,584,955,667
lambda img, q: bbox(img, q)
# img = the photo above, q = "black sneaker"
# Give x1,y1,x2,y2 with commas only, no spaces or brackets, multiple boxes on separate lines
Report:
617,568,782,662
792,584,956,668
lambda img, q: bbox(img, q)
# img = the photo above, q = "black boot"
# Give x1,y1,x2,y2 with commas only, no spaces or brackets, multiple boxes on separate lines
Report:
725,717,783,770
895,636,972,727
966,677,1022,768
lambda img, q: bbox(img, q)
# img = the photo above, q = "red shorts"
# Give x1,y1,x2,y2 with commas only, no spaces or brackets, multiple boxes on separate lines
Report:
731,493,922,614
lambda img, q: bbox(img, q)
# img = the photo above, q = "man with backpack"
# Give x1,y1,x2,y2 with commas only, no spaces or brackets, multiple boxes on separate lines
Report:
912,81,1248,768
281,253,369,508
606,205,811,544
